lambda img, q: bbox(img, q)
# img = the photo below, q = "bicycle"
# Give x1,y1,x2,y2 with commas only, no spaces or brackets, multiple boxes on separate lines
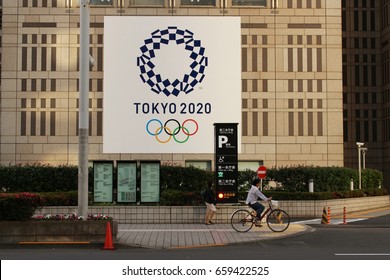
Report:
230,201,290,233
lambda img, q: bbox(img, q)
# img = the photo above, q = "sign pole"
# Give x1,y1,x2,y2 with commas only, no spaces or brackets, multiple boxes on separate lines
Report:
78,0,90,220
257,165,267,192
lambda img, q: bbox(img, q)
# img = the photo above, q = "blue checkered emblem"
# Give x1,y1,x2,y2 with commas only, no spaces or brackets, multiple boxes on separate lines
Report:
137,27,208,96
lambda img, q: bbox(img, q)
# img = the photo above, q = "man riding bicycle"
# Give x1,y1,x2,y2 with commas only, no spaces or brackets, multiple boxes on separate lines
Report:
246,178,272,226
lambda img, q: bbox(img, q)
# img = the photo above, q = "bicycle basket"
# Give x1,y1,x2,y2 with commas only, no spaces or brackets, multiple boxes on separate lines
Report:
271,200,279,208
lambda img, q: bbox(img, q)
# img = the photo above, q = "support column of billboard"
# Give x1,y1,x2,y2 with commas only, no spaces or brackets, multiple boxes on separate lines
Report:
214,123,238,203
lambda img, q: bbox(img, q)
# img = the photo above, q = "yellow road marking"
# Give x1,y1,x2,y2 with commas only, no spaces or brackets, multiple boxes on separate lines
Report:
171,243,225,249
18,241,91,245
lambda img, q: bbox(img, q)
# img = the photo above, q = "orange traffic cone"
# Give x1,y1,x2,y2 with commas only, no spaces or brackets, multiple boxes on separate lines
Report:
102,222,115,250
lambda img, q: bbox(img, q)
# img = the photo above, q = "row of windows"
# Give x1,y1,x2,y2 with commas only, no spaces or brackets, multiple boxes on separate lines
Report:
343,92,378,105
342,0,376,9
343,109,378,119
24,0,268,8
342,3,378,32
342,37,377,49
20,0,324,9
88,0,267,7
343,120,378,143
343,54,377,64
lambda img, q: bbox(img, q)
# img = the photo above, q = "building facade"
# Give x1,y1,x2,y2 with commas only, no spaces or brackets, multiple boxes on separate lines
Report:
3,1,378,186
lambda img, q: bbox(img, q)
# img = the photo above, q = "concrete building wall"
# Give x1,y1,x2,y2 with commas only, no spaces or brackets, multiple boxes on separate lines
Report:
0,1,343,172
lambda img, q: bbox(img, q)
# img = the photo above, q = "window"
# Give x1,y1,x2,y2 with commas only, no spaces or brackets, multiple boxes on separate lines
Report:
185,161,211,170
232,0,266,7
181,0,215,6
238,161,263,171
129,0,164,5
89,0,113,5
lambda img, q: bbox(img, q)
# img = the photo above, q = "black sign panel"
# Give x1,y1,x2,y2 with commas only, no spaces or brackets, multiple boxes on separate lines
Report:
214,123,238,203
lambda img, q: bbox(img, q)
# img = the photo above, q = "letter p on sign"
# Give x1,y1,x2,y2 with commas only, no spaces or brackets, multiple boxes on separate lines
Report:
218,135,228,148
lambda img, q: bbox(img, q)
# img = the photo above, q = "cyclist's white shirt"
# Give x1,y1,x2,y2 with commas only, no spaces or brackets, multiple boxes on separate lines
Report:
246,185,268,204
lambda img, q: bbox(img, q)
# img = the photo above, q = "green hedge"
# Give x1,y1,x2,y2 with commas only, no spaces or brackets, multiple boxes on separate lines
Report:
0,164,386,208
0,163,90,192
250,166,382,192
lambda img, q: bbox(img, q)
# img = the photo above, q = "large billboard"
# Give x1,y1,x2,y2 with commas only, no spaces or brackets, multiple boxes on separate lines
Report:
103,16,241,153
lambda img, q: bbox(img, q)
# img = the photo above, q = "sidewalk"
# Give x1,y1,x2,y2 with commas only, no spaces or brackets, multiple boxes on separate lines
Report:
116,206,390,249
116,223,310,249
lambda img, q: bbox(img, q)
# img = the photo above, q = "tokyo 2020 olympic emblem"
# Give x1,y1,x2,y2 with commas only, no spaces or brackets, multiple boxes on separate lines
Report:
137,27,208,96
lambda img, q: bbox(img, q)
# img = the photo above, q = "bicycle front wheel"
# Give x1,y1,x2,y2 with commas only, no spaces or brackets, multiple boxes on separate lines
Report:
266,209,290,232
230,209,254,232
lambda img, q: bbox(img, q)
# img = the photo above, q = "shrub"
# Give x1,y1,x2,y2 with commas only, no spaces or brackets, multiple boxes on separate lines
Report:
0,163,84,192
160,189,203,206
0,192,44,221
39,191,78,206
161,164,213,194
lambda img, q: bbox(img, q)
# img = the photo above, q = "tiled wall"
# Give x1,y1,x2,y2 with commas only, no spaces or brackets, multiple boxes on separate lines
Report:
35,195,390,223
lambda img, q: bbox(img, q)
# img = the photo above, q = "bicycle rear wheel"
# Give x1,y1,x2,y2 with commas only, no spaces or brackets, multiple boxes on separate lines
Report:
230,209,254,232
266,209,290,232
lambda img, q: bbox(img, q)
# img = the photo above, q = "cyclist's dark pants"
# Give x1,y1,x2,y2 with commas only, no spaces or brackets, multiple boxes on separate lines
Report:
248,202,265,219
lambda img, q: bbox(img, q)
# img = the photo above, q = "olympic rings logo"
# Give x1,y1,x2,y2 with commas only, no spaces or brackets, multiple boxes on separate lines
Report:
146,119,199,143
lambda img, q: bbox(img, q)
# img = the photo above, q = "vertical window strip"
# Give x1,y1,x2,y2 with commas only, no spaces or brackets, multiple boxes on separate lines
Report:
307,48,313,72
22,79,27,91
41,47,47,71
22,47,28,71
308,112,313,136
41,79,47,92
242,79,247,92
242,48,247,72
289,112,294,136
242,112,248,136
263,80,268,92
316,48,322,72
252,80,258,92
89,112,93,136
97,112,103,136
252,48,258,72
31,112,36,136
288,48,293,72
317,112,323,136
50,112,56,136
263,112,268,136
262,48,268,71
32,47,37,71
253,112,258,136
288,80,294,92
21,112,27,136
298,112,304,136
51,47,56,71
40,112,46,136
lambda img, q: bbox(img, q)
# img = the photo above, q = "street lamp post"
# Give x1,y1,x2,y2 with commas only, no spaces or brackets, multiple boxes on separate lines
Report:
356,142,364,190
361,147,367,170
78,0,90,220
